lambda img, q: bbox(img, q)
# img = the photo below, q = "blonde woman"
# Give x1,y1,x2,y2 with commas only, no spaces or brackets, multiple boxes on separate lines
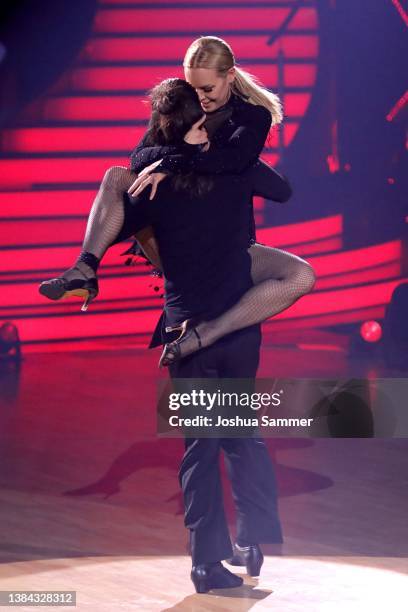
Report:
39,36,315,358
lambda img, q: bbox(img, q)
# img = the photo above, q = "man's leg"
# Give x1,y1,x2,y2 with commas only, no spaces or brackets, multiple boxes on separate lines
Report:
169,347,233,565
222,437,283,546
217,326,283,549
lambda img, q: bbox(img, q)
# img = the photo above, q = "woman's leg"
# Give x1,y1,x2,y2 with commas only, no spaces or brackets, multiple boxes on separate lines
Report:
199,243,316,344
63,165,136,279
132,227,162,270
165,243,316,359
39,166,141,307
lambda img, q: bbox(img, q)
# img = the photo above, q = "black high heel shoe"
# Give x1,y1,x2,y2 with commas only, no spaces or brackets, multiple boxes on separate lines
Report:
227,543,264,577
39,270,99,312
191,562,243,594
159,318,202,368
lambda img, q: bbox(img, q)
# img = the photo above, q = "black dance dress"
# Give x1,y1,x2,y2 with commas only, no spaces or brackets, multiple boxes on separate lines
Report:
129,91,291,244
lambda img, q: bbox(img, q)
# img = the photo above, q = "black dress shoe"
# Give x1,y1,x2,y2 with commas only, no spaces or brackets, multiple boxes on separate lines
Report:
227,542,264,577
191,561,243,594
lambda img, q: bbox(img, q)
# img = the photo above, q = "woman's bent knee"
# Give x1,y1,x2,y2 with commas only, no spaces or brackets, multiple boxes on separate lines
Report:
299,263,316,294
102,165,132,188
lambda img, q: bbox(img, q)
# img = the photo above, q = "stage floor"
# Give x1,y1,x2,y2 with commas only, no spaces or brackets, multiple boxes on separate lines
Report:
0,343,407,610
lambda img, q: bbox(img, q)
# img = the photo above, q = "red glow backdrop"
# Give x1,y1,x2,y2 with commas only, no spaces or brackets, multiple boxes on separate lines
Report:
0,0,406,350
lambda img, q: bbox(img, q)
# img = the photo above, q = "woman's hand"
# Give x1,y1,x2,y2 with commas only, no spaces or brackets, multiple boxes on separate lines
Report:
128,159,167,200
184,115,208,146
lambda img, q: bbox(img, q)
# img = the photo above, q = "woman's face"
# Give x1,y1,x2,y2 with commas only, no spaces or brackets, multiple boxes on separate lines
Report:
184,67,235,113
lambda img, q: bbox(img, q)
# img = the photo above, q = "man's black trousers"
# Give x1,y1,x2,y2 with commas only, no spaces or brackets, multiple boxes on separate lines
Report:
169,325,283,565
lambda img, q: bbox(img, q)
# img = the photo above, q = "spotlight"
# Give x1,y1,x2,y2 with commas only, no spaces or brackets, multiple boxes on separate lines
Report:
0,322,21,361
360,320,382,343
349,320,383,362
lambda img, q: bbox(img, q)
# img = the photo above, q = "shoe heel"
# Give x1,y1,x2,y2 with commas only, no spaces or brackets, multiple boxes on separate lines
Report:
191,576,209,594
81,295,91,312
165,318,195,337
165,325,182,333
247,560,262,577
80,290,97,312
80,280,98,312
80,293,95,312
246,552,264,577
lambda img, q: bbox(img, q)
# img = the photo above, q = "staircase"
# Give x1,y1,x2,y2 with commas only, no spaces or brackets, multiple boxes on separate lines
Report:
0,0,403,352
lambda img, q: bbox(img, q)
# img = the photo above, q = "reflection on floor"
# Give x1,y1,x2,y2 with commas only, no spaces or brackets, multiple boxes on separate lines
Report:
0,342,407,610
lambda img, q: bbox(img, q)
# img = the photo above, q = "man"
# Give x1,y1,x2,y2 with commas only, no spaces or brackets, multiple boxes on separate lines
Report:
124,155,287,593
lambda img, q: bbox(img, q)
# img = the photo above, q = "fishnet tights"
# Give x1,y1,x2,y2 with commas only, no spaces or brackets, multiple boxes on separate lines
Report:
83,166,134,259
184,243,317,353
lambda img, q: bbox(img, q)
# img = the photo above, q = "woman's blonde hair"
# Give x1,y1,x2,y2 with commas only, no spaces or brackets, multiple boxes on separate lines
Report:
183,36,283,126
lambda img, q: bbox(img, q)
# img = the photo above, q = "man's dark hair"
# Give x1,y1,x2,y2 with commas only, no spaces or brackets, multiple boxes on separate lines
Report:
144,78,213,197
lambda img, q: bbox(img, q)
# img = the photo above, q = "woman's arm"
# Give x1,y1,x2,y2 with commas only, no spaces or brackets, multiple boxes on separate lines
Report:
249,160,292,202
130,133,200,174
154,105,272,176
131,104,272,176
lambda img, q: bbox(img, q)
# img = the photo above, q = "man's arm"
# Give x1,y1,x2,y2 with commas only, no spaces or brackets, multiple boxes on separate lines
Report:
249,159,292,202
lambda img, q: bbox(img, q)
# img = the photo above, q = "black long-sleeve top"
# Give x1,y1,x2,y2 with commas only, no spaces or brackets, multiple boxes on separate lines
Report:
131,92,271,176
129,92,291,243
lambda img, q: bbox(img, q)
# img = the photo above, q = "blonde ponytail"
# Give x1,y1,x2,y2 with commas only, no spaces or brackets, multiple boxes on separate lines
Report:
232,66,282,126
184,36,283,126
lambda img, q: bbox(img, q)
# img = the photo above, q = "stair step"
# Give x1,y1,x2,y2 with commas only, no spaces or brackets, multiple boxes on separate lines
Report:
0,243,140,273
23,93,309,124
92,6,317,34
1,125,292,153
80,34,318,63
0,153,279,188
1,273,161,308
0,156,128,189
50,64,315,93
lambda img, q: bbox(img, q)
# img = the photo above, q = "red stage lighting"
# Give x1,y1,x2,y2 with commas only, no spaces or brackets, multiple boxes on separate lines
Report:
0,322,21,360
360,321,382,343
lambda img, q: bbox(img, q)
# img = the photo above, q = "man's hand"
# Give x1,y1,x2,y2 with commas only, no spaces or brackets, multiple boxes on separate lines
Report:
184,115,208,145
128,159,167,200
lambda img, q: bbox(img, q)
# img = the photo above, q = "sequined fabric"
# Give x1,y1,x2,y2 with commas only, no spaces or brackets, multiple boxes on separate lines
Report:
129,93,271,175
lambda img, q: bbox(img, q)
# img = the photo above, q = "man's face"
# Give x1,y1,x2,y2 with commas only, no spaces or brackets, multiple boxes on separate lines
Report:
184,67,235,113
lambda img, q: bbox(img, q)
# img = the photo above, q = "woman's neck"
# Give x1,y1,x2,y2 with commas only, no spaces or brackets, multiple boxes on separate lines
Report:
206,89,233,115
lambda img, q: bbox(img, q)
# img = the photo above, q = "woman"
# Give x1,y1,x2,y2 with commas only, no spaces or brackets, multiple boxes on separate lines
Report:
39,36,315,361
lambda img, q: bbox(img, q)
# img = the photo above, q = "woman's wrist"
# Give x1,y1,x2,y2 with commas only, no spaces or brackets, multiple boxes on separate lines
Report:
182,141,202,151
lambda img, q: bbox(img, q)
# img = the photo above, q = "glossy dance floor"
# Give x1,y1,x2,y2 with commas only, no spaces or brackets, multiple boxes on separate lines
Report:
0,342,407,610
